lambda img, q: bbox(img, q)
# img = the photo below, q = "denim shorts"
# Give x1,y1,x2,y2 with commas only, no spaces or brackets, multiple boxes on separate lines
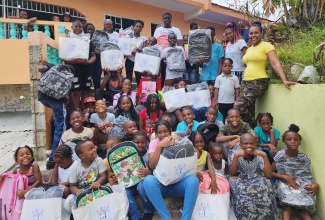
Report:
183,68,197,83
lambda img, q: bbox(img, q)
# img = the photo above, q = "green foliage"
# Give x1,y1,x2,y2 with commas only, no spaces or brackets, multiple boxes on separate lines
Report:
275,23,325,66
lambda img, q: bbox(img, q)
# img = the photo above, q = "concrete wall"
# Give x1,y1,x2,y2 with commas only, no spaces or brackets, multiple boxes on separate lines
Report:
0,84,31,112
256,84,325,218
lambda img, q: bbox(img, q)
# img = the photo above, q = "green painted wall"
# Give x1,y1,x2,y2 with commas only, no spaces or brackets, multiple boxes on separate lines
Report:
256,84,325,218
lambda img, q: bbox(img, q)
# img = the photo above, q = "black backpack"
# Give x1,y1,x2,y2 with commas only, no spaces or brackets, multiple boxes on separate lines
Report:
197,122,219,143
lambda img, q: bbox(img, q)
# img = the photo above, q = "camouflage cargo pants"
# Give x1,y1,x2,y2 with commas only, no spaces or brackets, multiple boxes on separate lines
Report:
234,78,270,128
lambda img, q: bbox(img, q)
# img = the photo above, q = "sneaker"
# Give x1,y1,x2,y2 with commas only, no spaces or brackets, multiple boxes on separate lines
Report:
46,160,55,170
179,204,183,213
143,213,153,220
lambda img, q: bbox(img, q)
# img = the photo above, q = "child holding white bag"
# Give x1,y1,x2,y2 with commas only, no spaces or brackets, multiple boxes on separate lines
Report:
143,120,199,220
64,20,96,110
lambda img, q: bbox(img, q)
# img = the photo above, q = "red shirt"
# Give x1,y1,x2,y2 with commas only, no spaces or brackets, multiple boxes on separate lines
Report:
139,109,163,134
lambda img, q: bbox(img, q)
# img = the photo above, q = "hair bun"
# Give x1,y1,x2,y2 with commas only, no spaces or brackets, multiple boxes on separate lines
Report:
288,124,300,133
251,21,262,27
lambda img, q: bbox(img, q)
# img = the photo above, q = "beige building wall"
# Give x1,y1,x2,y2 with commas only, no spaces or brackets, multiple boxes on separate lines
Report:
37,0,227,39
256,84,325,218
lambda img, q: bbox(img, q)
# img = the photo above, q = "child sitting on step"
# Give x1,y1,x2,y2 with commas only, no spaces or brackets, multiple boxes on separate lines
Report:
11,145,42,199
66,140,107,212
48,144,77,198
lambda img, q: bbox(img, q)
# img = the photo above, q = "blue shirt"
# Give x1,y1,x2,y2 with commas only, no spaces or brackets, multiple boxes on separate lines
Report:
176,120,200,132
90,112,115,125
201,43,224,81
254,126,280,144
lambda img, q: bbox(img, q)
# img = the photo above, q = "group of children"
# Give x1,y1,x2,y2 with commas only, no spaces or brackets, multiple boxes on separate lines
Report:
5,100,320,219
4,12,319,220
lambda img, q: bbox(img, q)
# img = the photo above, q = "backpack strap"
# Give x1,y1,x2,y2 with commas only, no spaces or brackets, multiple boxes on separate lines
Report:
9,175,28,216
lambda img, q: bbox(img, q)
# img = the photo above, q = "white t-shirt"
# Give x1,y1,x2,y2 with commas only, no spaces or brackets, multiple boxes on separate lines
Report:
106,31,119,44
127,35,148,62
61,127,94,143
154,26,182,49
214,73,240,103
69,157,107,188
225,39,247,72
162,46,186,80
58,160,78,184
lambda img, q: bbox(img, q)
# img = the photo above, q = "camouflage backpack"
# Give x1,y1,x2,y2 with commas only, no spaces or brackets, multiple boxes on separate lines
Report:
39,65,74,100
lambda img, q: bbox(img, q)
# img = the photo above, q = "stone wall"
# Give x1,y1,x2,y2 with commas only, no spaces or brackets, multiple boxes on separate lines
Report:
0,84,31,112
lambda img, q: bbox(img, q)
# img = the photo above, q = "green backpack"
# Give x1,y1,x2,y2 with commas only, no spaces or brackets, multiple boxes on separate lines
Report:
107,141,145,188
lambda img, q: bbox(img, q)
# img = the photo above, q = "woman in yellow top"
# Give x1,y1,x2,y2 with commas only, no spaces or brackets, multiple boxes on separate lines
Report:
234,21,295,128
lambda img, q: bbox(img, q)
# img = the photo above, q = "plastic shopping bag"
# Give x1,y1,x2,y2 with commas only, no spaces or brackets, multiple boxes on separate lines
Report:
72,184,128,220
153,153,197,186
21,197,62,220
118,38,138,56
191,192,230,220
101,50,125,71
59,37,90,61
187,90,211,110
163,88,192,112
134,53,161,75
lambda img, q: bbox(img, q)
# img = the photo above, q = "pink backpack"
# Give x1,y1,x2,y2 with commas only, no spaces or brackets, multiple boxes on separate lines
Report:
0,173,28,220
199,172,230,194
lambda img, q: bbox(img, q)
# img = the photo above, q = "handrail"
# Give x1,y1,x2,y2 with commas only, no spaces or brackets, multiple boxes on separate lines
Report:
0,18,71,44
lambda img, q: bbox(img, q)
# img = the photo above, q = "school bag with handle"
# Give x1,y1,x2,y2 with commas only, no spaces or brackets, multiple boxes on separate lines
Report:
76,185,113,208
0,173,28,220
192,172,230,220
188,29,212,65
166,47,186,72
72,184,128,220
107,142,146,188
38,65,74,100
154,138,197,186
21,186,65,220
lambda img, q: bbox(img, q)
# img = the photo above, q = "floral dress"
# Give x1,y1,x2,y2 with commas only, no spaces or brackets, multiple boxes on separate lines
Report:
232,156,277,220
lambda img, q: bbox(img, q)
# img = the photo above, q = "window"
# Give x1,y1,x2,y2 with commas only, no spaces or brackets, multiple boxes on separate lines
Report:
151,22,160,37
0,0,85,19
104,14,135,32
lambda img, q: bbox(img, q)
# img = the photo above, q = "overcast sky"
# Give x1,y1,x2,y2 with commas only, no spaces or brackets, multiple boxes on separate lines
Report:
213,0,284,21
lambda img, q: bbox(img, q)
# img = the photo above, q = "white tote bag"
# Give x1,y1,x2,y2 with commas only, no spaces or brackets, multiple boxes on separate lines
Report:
134,53,161,75
118,38,138,56
59,37,90,61
101,50,125,71
72,184,129,220
163,88,192,112
187,90,211,110
191,192,230,220
21,197,62,220
153,152,197,186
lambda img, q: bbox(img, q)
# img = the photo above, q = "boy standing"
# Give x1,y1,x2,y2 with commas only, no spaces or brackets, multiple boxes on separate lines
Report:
214,58,240,122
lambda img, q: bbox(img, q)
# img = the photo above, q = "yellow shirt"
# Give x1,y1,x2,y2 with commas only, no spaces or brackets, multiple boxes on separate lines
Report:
242,41,275,81
197,150,207,171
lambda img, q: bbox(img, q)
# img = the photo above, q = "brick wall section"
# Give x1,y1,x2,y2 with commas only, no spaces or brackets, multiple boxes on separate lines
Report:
0,84,31,112
29,32,48,161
